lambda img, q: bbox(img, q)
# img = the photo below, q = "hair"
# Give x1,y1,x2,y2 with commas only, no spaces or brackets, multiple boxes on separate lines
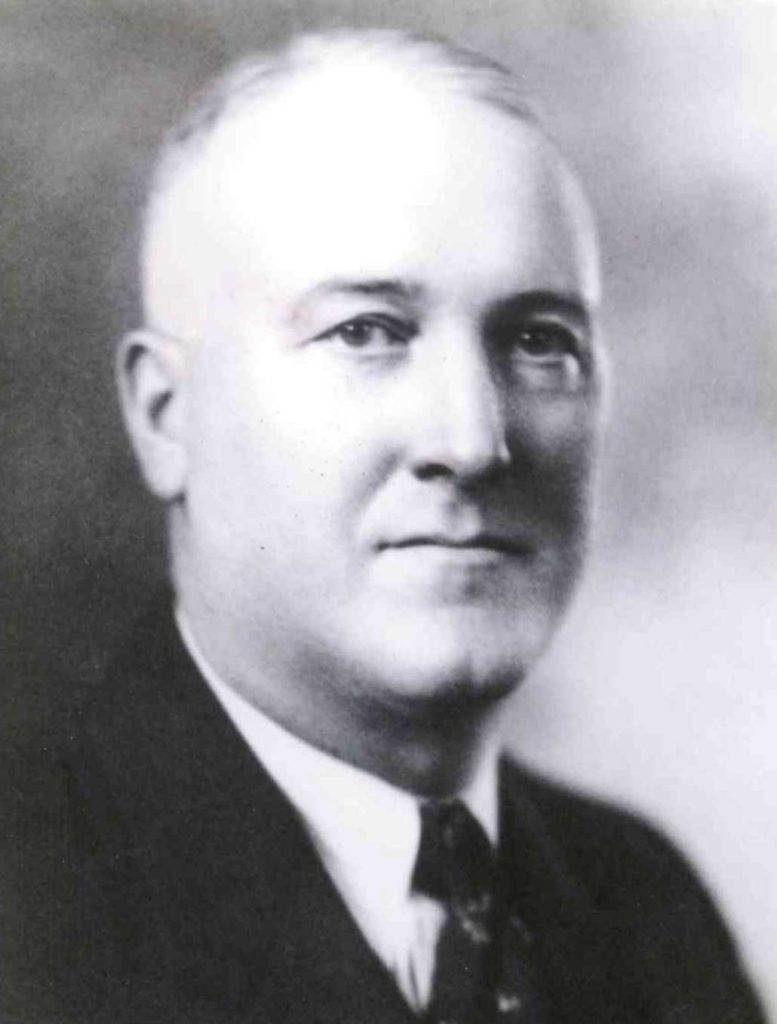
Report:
146,28,540,206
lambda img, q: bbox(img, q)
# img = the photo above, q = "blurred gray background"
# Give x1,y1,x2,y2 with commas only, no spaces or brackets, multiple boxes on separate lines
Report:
1,0,775,1014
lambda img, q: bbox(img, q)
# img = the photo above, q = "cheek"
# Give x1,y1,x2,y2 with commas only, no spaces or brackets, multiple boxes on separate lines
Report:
189,350,394,548
511,394,599,531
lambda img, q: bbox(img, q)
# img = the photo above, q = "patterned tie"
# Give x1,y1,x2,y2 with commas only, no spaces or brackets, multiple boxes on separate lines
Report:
412,799,499,1023
412,798,541,1024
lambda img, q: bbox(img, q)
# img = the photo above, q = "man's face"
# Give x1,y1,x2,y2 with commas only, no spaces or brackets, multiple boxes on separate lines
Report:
159,74,602,715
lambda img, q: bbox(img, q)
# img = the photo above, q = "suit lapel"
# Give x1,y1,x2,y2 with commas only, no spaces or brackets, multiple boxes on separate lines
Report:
80,600,417,1024
498,763,639,1024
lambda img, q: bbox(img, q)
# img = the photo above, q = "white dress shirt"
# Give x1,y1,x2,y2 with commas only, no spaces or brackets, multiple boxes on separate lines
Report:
177,613,499,1012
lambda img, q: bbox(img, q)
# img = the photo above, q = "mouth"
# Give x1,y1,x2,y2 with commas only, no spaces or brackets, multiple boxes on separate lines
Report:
378,534,532,558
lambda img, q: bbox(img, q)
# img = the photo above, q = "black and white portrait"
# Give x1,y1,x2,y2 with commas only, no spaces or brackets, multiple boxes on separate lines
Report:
1,3,774,1022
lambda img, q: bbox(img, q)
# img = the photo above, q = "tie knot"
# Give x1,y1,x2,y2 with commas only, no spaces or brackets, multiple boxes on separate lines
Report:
412,798,495,904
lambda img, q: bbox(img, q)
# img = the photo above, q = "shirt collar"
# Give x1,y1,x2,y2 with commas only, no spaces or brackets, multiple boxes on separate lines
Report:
176,609,499,901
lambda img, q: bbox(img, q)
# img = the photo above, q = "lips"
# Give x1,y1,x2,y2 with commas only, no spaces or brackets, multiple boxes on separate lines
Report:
378,534,532,557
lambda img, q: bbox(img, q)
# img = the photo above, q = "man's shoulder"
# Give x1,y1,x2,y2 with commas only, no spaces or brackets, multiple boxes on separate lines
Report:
501,754,715,903
499,755,765,1022
57,592,208,776
502,757,678,852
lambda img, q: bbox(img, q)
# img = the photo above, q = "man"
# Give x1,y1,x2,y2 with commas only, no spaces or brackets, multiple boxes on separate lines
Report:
2,28,764,1024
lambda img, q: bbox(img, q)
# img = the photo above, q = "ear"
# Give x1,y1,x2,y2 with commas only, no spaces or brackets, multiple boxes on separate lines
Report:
116,330,188,502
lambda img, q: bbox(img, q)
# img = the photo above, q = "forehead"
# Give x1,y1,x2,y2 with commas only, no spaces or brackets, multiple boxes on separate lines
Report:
145,65,599,328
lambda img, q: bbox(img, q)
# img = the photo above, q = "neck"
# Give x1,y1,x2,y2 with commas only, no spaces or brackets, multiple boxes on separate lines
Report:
302,688,504,798
177,599,506,799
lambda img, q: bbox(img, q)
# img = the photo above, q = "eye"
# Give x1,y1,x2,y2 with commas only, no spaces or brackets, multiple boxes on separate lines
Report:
317,315,415,351
489,316,589,392
510,322,580,361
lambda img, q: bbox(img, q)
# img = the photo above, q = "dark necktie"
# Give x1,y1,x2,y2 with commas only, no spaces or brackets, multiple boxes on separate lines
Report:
412,798,541,1024
412,798,499,1023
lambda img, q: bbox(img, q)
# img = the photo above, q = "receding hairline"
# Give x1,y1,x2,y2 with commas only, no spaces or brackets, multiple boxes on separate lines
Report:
146,28,542,208
139,29,598,334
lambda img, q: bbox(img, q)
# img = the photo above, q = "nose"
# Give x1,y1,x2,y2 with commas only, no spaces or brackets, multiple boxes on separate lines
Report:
409,329,511,484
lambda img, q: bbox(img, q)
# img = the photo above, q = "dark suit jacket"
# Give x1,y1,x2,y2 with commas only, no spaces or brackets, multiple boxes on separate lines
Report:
1,601,765,1024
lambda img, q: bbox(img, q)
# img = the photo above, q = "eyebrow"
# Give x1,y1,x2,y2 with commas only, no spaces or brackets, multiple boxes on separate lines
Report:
292,278,425,318
490,290,593,328
292,280,593,326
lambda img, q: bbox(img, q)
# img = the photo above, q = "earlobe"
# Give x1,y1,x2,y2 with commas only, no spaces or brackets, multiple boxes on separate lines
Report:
116,330,188,502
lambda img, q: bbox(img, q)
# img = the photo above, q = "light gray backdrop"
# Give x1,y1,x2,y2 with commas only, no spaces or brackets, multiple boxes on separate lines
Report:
0,0,774,1015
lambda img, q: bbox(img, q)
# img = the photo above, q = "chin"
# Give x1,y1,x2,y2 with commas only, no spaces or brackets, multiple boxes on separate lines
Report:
343,602,553,714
